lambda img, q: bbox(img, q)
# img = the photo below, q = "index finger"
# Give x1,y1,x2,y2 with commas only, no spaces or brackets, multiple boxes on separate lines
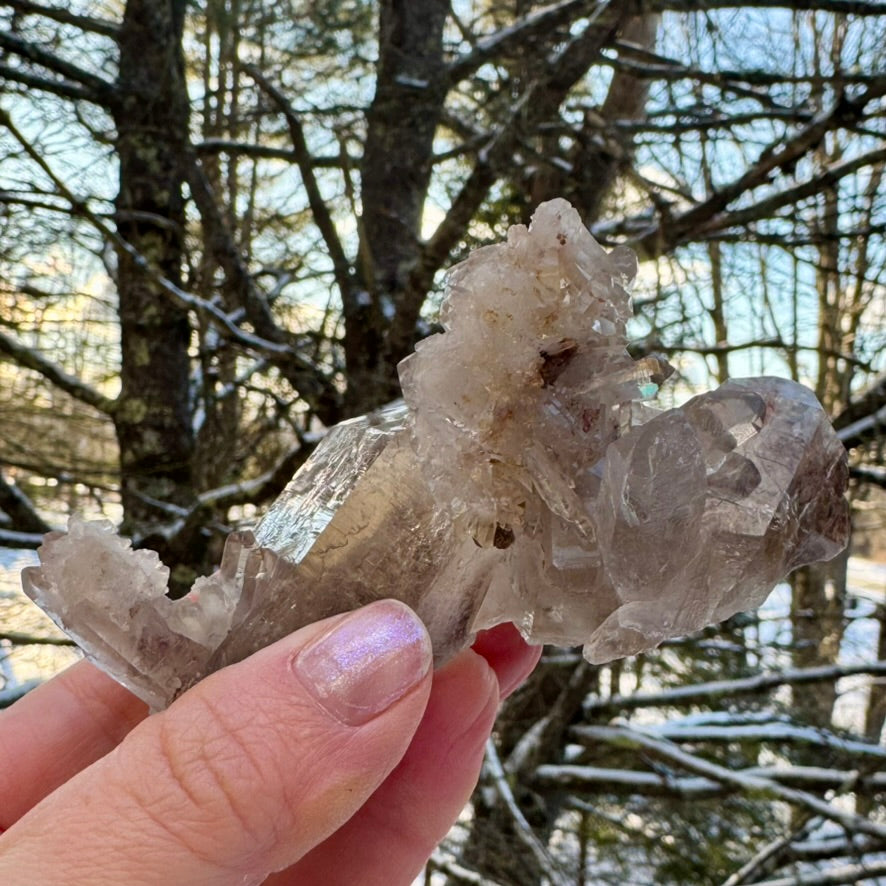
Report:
0,659,148,829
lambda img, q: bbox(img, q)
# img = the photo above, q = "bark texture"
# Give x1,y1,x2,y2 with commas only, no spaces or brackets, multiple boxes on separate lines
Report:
112,0,196,575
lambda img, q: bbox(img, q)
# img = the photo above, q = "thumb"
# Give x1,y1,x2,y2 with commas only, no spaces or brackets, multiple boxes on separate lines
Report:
0,600,433,886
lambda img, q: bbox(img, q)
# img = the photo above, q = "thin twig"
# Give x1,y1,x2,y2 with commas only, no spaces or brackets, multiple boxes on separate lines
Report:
484,738,571,886
572,725,886,842
0,632,77,647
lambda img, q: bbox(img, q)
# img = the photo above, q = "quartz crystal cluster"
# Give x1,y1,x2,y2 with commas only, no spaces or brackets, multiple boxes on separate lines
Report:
22,200,850,710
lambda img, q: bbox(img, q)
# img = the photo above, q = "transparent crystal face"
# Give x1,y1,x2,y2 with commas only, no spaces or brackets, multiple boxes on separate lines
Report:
22,200,850,709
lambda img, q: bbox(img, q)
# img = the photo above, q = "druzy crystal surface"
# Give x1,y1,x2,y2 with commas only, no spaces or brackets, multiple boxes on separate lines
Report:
22,200,850,709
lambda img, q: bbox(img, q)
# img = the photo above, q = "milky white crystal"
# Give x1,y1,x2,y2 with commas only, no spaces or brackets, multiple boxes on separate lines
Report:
22,199,849,709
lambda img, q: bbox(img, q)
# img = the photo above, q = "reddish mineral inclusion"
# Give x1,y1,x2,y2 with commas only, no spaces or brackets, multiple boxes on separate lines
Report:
23,200,849,710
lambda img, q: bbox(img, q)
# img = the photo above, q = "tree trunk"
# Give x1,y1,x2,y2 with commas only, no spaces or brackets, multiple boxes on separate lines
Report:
528,14,658,222
348,0,450,415
112,0,197,581
789,549,849,732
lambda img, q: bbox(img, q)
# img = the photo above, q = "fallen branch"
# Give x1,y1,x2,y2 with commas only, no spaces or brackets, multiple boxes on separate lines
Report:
484,738,571,886
569,725,886,841
748,860,886,886
583,661,886,715
427,854,509,886
535,764,886,796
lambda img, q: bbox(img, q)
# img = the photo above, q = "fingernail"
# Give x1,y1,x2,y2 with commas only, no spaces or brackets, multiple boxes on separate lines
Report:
293,600,432,726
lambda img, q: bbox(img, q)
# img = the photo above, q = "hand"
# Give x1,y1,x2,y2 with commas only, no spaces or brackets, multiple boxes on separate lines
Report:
0,600,540,885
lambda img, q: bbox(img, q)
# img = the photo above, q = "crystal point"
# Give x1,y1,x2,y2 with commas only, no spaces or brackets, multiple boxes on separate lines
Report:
22,199,850,708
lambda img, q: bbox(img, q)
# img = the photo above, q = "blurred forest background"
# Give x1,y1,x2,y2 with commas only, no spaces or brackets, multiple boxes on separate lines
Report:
1,0,886,883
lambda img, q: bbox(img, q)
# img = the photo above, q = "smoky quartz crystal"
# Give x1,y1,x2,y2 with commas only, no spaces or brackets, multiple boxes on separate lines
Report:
23,200,850,709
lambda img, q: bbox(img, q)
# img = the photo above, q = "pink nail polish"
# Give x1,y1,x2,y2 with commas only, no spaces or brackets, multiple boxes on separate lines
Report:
293,600,432,726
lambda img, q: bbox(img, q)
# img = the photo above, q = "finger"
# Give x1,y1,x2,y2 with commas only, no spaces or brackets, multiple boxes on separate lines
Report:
0,600,433,886
0,659,148,830
270,646,499,886
0,621,536,840
266,619,541,885
471,621,542,699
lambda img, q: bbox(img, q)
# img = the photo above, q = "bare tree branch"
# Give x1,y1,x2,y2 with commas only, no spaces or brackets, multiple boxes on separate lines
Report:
0,631,76,647
648,0,886,14
0,0,119,37
196,443,313,512
747,860,886,886
608,39,886,90
639,719,886,760
241,63,354,302
834,373,886,432
0,108,336,408
571,724,886,840
506,660,597,775
535,764,886,796
837,403,886,449
0,62,98,101
722,828,816,886
447,0,609,85
633,335,873,371
447,0,886,87
635,80,886,257
0,471,51,534
0,327,115,414
484,738,572,886
584,661,886,715
185,156,342,422
428,854,509,886
0,528,45,548
195,139,358,170
417,12,626,295
850,465,886,488
0,31,115,105
692,148,886,238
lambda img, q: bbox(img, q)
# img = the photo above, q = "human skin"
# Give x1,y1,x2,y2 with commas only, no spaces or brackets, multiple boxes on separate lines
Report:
0,600,540,885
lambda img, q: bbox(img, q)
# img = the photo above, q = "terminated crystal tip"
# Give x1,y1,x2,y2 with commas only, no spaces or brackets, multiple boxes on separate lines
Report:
22,199,850,708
